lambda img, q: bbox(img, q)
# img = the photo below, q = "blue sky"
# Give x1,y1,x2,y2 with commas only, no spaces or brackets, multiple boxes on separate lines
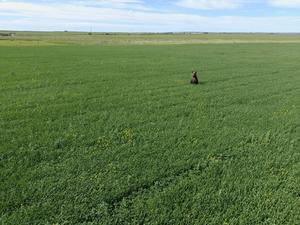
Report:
1,0,300,32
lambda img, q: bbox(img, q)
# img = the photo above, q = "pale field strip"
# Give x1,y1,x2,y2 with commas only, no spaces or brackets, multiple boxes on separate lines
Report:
1,32,300,46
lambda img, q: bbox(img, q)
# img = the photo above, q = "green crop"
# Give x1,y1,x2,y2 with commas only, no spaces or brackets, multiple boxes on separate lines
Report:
0,35,299,224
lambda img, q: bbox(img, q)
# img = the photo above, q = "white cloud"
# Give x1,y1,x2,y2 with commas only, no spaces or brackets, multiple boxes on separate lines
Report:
64,0,150,10
269,0,300,7
92,0,142,3
175,0,242,10
0,1,300,32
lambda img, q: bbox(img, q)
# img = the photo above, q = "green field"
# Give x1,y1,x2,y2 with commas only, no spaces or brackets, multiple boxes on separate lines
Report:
1,33,300,224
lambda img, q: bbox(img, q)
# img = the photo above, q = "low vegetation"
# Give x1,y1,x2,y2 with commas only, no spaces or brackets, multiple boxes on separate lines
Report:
2,31,300,45
0,33,299,224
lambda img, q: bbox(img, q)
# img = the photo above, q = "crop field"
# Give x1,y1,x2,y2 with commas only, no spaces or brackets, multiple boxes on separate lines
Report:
2,32,300,45
0,33,300,224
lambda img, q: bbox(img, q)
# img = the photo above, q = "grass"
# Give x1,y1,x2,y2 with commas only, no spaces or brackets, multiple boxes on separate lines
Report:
0,33,300,224
2,31,300,45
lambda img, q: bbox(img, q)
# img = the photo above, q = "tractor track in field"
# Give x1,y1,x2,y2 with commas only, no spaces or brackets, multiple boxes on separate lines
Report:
105,154,234,214
107,163,202,210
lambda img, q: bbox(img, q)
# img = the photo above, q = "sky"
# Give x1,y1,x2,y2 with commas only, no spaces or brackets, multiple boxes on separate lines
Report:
1,0,300,32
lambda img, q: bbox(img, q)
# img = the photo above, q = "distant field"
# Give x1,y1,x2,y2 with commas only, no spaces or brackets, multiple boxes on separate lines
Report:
1,31,300,45
0,33,299,224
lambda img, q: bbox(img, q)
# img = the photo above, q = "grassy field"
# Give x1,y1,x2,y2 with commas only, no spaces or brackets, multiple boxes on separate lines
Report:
0,33,300,224
2,31,300,45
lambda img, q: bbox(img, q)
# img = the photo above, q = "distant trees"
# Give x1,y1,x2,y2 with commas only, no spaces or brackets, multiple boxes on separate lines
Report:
0,32,15,37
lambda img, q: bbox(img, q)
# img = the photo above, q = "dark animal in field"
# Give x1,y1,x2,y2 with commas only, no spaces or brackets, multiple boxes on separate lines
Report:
190,71,199,84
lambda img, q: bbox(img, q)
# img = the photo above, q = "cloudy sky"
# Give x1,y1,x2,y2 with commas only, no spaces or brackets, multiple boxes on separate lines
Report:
1,0,300,32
